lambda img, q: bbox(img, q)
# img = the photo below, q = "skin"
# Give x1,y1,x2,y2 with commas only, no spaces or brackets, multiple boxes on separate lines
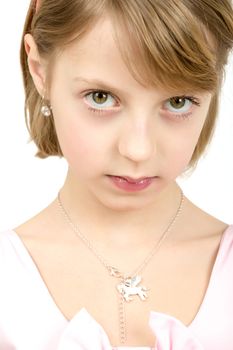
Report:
24,17,212,241
20,16,229,347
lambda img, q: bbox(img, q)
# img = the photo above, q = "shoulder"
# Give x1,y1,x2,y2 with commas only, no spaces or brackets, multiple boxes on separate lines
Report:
13,198,66,242
179,195,230,240
174,195,231,265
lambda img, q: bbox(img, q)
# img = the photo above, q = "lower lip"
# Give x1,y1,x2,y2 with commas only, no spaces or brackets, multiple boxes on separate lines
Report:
107,175,156,192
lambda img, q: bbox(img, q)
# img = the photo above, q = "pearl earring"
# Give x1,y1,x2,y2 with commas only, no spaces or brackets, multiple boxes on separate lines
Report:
41,96,52,117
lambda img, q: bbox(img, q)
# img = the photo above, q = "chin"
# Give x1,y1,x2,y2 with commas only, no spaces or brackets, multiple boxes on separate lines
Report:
97,195,156,212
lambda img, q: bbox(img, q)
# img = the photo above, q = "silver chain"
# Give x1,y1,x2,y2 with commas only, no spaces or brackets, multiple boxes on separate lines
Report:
57,188,184,345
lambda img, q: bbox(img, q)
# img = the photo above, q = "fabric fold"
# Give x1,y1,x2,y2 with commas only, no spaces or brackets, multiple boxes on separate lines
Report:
149,311,204,350
57,308,204,350
57,308,113,350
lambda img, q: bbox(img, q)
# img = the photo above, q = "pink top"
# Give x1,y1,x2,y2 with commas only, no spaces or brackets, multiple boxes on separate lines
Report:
0,226,233,349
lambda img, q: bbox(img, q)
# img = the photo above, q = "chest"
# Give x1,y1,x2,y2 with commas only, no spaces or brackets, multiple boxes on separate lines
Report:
22,238,219,347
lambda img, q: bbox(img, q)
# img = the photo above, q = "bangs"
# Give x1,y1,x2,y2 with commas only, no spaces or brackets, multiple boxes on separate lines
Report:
108,0,219,93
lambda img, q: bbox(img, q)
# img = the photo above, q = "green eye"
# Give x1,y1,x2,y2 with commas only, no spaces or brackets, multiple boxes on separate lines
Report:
92,92,108,104
85,90,116,109
164,96,196,114
169,97,186,109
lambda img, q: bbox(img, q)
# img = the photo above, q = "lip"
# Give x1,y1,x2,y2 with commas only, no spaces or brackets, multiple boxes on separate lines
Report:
118,176,156,183
107,175,157,192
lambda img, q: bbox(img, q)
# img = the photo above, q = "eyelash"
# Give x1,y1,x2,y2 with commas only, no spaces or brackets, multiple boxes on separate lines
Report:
165,96,201,120
83,90,201,120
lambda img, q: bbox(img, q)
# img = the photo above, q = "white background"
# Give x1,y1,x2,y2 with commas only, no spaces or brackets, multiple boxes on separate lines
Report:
0,1,233,232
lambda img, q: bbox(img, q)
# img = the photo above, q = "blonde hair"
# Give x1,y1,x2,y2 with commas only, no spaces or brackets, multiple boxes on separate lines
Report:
20,0,233,171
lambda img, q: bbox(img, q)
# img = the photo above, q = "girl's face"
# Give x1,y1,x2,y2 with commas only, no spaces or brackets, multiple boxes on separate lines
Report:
48,17,212,210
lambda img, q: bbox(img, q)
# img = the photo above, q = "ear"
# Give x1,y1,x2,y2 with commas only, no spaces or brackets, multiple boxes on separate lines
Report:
24,33,47,97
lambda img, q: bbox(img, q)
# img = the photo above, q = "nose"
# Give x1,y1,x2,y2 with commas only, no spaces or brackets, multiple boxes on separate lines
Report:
118,116,156,163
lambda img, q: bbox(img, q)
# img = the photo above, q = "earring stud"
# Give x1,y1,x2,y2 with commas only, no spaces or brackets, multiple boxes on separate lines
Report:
41,96,52,117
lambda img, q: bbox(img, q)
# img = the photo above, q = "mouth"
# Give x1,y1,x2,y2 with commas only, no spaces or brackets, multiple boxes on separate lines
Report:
107,175,157,184
106,175,158,192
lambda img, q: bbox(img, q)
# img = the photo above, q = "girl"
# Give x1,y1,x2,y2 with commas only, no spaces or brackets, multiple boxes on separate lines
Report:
1,0,233,349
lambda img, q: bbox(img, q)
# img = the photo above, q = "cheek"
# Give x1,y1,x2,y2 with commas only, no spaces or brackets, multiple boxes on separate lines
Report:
55,116,91,157
163,119,207,177
57,124,103,178
165,142,194,178
49,79,93,159
51,85,110,159
52,106,110,177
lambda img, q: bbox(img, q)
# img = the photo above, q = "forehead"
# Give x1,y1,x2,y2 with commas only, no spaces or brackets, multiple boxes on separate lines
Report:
52,11,217,94
58,18,130,72
53,18,151,90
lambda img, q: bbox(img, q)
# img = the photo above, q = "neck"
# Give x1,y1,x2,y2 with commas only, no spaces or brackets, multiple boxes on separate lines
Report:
57,173,183,248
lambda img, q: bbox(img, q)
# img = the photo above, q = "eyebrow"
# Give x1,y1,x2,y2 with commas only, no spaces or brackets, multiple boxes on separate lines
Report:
72,76,129,97
72,76,200,100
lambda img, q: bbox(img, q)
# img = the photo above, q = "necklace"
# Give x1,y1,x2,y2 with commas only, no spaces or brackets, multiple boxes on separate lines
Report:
57,188,184,345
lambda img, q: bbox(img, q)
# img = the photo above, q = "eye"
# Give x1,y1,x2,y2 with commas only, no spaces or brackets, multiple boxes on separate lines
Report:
164,96,200,114
84,90,117,110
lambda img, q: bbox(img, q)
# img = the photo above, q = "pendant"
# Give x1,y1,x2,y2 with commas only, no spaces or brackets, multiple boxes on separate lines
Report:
116,275,148,302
